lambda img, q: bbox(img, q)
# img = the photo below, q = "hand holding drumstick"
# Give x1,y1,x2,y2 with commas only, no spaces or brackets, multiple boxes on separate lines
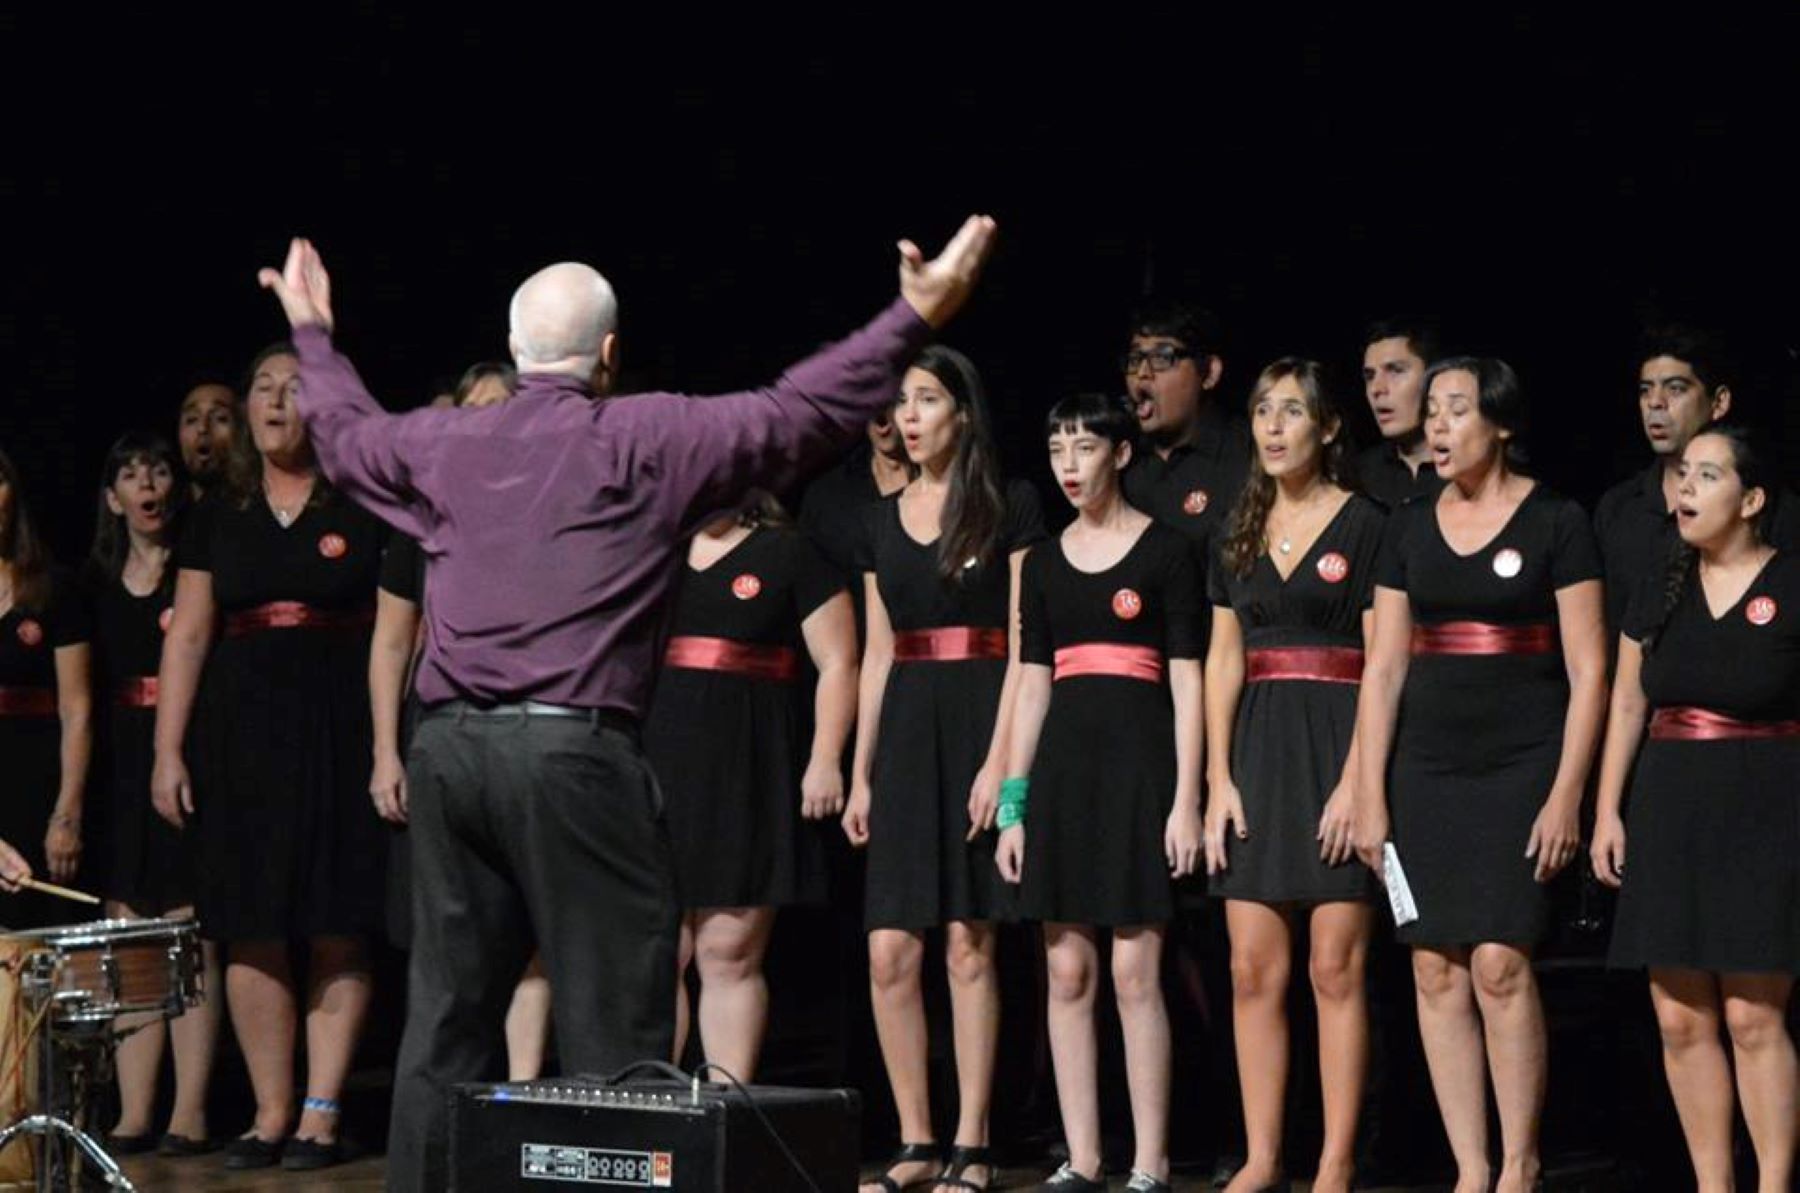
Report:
0,837,100,904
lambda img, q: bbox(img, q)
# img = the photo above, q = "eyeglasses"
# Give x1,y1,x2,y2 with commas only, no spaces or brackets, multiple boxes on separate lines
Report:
1122,346,1197,374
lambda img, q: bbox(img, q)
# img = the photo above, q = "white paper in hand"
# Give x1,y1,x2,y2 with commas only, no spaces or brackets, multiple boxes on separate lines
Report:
1381,842,1420,927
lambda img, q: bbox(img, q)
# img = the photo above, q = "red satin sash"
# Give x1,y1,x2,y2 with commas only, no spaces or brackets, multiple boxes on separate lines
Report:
892,627,1007,663
1052,643,1164,683
1649,706,1800,742
115,677,160,708
1245,646,1365,685
1411,621,1555,656
663,636,799,682
223,601,376,638
0,686,56,717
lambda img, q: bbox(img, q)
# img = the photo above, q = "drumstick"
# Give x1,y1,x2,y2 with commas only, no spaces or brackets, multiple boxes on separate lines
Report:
17,877,101,906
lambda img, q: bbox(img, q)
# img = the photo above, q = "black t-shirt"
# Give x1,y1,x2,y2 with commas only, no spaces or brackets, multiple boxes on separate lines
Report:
379,533,426,604
0,568,91,688
1019,521,1204,665
799,445,890,584
176,491,387,612
1353,442,1444,512
862,479,1047,631
1624,551,1799,721
1120,408,1252,553
666,526,845,646
1208,494,1386,647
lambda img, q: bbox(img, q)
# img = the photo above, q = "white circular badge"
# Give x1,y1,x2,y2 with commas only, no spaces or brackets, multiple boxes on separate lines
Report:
1492,548,1523,579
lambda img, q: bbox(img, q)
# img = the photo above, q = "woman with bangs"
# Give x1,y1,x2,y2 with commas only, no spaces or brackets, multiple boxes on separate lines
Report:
995,391,1202,1193
84,431,223,1154
152,342,390,1171
843,345,1045,1193
1201,359,1385,1193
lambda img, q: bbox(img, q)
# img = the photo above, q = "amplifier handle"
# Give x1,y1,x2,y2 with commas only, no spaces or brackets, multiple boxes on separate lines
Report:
596,1059,694,1088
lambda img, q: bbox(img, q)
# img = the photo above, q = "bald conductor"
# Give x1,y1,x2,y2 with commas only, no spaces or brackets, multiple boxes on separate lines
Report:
257,217,998,1192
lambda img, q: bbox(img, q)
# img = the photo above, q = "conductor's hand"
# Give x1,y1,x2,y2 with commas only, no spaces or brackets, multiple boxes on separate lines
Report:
151,750,195,829
899,215,999,330
0,839,30,892
257,237,336,333
370,748,409,825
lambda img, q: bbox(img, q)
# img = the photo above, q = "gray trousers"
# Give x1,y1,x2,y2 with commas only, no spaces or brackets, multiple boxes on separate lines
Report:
386,708,679,1192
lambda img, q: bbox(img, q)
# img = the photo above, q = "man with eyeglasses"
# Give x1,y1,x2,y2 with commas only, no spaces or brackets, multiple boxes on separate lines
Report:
1119,297,1250,555
1116,296,1249,1186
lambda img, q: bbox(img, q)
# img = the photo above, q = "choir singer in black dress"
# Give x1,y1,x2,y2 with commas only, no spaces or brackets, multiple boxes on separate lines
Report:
1203,361,1385,1193
843,346,1045,1193
1350,358,1608,1193
1592,425,1796,1193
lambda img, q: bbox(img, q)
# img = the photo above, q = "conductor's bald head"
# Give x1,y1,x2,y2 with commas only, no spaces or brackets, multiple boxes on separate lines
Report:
508,263,620,387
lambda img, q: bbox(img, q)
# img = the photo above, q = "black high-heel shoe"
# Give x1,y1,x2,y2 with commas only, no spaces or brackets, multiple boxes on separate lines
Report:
867,1142,943,1192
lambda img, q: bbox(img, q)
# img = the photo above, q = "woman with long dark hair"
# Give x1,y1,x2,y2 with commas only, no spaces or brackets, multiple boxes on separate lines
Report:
1202,360,1385,1193
1592,426,1796,1192
151,343,388,1171
842,345,1044,1193
645,489,857,1080
995,391,1201,1193
1349,357,1608,1193
84,431,223,1154
0,445,91,926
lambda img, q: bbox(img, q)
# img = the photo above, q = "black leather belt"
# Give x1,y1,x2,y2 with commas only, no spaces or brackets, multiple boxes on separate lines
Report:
424,699,639,739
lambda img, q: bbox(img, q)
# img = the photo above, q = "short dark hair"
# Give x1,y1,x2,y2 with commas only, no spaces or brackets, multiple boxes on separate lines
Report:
1044,392,1140,450
1635,324,1733,393
1424,355,1530,471
1362,317,1441,367
1127,296,1224,360
453,361,518,406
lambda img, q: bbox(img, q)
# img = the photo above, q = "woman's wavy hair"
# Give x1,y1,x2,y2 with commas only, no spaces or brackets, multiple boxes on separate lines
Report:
1220,358,1349,579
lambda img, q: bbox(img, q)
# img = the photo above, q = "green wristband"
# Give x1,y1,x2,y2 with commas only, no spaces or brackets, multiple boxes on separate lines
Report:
997,776,1029,829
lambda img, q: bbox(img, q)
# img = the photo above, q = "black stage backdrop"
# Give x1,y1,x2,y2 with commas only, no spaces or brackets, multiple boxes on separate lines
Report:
3,12,1797,556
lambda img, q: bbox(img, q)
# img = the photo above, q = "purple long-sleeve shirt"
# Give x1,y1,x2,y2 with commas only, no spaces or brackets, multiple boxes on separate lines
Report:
293,298,930,715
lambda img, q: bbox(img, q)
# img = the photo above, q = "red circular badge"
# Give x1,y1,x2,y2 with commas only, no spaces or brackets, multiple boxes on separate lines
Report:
731,573,762,601
157,607,174,634
1746,596,1778,627
318,533,348,560
1111,588,1143,620
15,619,43,648
1181,489,1210,516
1316,552,1350,584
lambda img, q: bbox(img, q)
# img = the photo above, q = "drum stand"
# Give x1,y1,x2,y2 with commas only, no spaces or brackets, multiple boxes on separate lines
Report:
0,953,135,1192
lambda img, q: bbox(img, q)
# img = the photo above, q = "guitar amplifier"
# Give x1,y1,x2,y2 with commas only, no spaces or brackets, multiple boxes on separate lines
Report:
448,1072,860,1192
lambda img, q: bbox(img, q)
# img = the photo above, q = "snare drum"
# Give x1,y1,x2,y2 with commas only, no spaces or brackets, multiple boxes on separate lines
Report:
9,918,203,1025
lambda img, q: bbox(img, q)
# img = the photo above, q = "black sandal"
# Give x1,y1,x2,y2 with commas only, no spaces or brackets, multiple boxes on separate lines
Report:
866,1142,943,1192
933,1145,997,1191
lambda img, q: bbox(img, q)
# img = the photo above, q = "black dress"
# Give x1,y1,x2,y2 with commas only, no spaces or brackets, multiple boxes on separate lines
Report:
1378,486,1601,948
88,569,192,912
1208,494,1386,904
862,480,1046,931
643,526,843,909
0,571,90,929
1017,522,1202,925
178,493,389,942
1608,553,1800,974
